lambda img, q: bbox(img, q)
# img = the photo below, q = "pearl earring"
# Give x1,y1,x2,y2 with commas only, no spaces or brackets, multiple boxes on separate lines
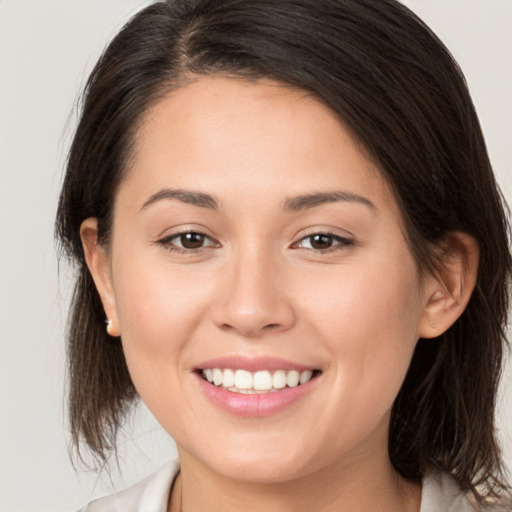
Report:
106,319,115,336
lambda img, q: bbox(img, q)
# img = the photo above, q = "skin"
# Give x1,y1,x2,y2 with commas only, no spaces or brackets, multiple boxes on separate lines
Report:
82,77,479,512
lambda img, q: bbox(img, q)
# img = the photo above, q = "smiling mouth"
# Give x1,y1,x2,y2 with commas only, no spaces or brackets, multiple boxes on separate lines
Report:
199,368,321,394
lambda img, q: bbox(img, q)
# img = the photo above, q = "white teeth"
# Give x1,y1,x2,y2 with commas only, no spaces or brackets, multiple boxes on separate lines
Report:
300,370,313,384
286,370,300,388
223,368,235,388
272,370,287,389
213,368,223,386
201,368,316,392
235,369,253,390
253,371,272,391
299,370,313,385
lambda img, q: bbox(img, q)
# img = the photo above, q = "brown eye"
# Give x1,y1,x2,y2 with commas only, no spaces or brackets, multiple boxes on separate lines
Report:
309,234,334,250
295,233,353,252
158,231,217,252
179,232,206,249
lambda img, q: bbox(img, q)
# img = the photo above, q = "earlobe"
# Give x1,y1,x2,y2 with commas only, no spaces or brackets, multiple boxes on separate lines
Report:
419,232,479,339
80,218,121,337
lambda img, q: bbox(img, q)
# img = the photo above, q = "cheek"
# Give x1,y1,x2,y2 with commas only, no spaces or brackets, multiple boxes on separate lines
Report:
302,252,423,405
111,261,220,431
305,259,421,345
111,253,215,379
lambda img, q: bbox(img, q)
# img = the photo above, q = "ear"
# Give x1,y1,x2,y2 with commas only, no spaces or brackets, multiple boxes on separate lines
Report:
419,232,479,339
80,218,121,337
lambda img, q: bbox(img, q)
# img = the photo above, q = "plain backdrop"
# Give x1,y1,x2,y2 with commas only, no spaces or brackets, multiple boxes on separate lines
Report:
1,1,511,511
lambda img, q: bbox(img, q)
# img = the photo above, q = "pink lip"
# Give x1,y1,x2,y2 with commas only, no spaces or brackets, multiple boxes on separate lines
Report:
194,371,320,418
195,355,315,372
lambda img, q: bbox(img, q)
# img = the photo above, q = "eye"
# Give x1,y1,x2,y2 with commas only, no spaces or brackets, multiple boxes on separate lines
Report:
174,232,209,249
295,233,353,252
158,231,218,252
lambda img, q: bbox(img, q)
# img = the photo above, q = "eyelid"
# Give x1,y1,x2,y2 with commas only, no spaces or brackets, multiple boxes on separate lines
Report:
154,226,354,254
156,229,221,253
291,230,355,252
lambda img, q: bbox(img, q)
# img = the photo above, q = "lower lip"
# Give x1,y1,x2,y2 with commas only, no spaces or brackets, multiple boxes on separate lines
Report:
195,373,319,417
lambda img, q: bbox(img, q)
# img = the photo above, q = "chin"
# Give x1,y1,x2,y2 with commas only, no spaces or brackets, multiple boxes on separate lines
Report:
211,455,312,484
188,435,322,484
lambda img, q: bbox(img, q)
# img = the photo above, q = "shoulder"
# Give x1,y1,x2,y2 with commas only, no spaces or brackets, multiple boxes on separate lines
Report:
75,459,180,512
421,472,475,512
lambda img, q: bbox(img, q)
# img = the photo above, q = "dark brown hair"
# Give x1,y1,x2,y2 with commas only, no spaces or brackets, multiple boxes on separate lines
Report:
56,0,511,505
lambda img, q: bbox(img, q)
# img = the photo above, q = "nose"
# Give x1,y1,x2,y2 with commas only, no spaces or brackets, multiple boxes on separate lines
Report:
211,248,296,338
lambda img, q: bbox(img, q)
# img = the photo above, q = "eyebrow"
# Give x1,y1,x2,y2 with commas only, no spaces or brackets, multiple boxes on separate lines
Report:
141,189,218,210
284,191,376,212
140,188,376,213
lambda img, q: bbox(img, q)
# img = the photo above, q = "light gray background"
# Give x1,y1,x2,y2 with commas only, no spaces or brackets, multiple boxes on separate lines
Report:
1,1,511,511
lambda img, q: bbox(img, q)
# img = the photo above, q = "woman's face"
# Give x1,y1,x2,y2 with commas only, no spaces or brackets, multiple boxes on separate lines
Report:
91,77,439,482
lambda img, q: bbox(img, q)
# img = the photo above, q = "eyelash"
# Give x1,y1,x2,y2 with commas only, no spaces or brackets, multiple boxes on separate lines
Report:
156,231,354,254
293,232,354,253
157,231,219,254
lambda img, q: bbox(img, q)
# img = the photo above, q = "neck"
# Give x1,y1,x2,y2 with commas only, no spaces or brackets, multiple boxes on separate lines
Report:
169,444,421,512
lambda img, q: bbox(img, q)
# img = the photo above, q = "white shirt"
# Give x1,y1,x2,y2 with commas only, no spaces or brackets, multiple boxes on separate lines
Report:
77,459,475,512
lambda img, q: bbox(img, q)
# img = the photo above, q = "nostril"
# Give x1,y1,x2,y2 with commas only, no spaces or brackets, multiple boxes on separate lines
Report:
218,320,284,337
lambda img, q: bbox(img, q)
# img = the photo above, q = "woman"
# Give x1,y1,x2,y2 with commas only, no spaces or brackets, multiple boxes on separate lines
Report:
55,0,512,510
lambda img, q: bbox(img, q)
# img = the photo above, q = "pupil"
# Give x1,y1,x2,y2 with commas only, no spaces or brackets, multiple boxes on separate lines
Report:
311,234,333,250
181,233,204,249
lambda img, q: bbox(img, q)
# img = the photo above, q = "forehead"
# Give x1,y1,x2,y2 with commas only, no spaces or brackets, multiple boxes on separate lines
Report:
120,76,396,216
134,77,347,162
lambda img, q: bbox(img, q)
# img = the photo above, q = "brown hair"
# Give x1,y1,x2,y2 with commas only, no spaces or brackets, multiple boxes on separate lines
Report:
56,0,511,505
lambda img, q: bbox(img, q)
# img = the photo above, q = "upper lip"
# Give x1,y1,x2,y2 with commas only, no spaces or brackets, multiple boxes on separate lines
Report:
194,356,318,372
